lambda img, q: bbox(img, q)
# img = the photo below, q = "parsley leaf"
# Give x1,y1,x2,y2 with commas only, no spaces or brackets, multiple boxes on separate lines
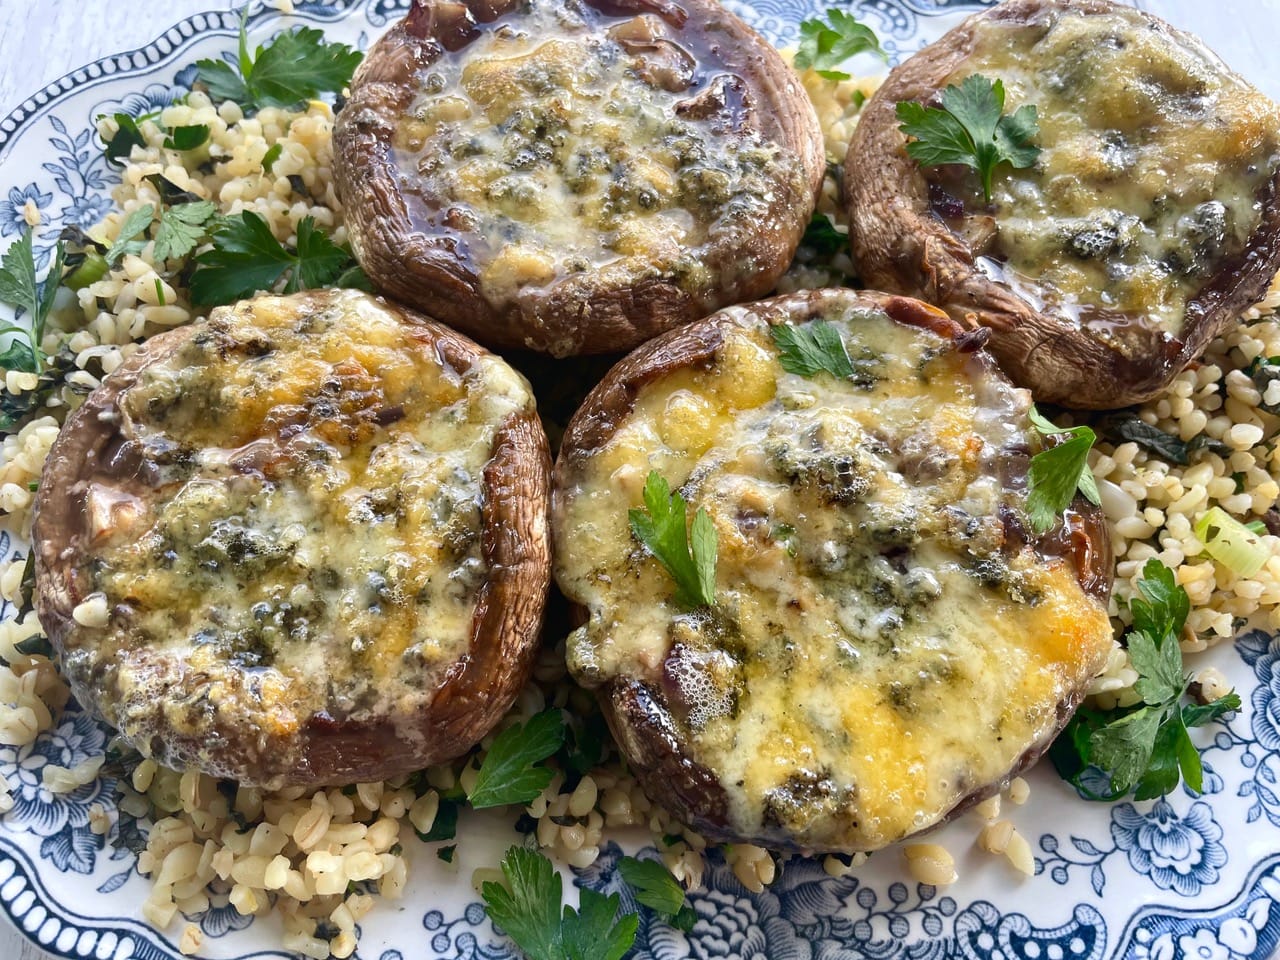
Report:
618,856,696,932
415,794,461,843
794,11,885,81
1024,405,1100,535
104,204,156,267
262,143,283,174
1052,559,1241,800
482,847,638,960
561,889,637,960
163,124,210,151
629,471,717,608
483,847,565,960
0,229,66,373
188,211,357,305
1183,692,1242,728
772,319,856,380
196,14,362,113
896,73,1040,203
152,200,218,263
103,112,146,166
467,709,566,809
798,213,848,257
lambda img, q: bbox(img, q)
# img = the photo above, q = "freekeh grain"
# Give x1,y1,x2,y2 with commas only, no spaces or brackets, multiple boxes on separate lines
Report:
0,29,1274,957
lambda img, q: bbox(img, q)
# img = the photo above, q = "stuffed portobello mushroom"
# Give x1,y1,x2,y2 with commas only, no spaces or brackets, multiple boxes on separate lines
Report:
553,288,1114,852
33,289,551,789
333,0,825,357
845,0,1280,409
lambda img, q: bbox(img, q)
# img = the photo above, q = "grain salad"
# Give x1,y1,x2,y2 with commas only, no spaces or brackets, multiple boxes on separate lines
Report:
0,10,1276,960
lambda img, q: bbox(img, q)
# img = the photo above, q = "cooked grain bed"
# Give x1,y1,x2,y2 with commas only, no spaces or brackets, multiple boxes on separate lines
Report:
0,59,1274,958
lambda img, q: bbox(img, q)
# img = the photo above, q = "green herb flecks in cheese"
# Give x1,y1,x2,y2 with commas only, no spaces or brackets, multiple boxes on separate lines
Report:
393,0,807,312
69,290,531,783
933,7,1280,336
555,300,1114,851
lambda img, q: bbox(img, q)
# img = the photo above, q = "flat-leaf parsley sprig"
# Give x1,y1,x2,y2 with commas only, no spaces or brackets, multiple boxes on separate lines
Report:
794,10,886,81
1050,558,1241,800
1024,405,1100,535
188,211,367,305
772,319,856,380
896,73,1040,203
196,11,362,113
482,848,696,960
482,847,638,960
466,709,566,810
0,228,66,374
629,471,717,609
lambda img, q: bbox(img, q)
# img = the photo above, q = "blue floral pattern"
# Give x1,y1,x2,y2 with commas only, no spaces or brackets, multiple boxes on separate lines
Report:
0,2,1277,959
0,184,51,238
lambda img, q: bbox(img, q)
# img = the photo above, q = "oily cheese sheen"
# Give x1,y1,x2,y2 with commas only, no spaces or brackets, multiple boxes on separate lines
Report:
844,0,1280,409
34,290,547,787
334,0,824,356
554,290,1114,852
946,4,1280,333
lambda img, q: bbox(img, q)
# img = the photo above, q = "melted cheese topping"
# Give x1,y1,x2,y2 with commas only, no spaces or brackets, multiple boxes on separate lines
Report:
556,302,1113,850
939,7,1280,335
66,291,533,780
394,0,806,312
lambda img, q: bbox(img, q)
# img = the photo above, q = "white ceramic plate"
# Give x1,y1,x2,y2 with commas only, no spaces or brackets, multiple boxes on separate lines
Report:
0,2,1278,958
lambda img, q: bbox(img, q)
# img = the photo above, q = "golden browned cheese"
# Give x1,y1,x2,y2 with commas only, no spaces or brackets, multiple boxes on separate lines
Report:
62,291,533,776
945,6,1280,333
555,302,1113,850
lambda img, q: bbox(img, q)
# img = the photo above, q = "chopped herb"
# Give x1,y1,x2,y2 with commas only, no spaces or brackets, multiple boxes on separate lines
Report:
896,74,1040,203
1025,406,1100,535
163,124,210,151
334,261,374,292
1051,559,1241,800
152,200,219,263
1096,411,1189,466
1186,433,1234,461
436,844,457,864
557,707,609,789
1247,520,1268,536
102,112,146,166
0,229,66,374
798,213,848,257
772,319,856,380
103,204,156,266
153,279,166,306
481,846,638,960
188,211,356,305
416,795,461,842
629,471,717,609
794,11,885,81
262,142,283,174
467,709,566,809
14,632,51,659
1249,355,1280,413
146,173,205,206
195,13,363,112
617,856,697,932
0,344,79,430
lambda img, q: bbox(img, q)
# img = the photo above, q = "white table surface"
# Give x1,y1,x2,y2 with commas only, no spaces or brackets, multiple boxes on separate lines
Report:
0,0,1278,958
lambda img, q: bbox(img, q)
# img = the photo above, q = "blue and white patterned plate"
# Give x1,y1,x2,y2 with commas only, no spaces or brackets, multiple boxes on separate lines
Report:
0,2,1278,959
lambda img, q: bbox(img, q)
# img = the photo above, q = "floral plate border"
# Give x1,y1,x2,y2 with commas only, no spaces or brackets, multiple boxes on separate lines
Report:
1,2,1279,958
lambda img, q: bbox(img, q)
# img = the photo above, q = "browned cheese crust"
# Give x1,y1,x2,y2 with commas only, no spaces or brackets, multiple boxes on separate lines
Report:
334,0,825,357
33,290,551,788
845,0,1280,409
554,288,1114,851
